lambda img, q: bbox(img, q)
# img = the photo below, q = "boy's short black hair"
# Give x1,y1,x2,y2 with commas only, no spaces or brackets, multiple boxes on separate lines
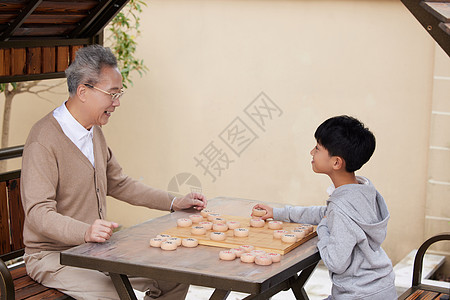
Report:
314,115,376,172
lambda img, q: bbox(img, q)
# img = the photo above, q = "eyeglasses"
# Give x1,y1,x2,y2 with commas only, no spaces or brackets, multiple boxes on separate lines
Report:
83,83,125,101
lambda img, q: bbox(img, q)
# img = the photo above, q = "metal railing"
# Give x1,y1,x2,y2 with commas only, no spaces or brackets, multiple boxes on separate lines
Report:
0,145,23,181
0,145,23,161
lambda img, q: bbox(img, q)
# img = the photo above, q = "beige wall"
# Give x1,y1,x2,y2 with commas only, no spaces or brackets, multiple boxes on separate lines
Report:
426,45,450,260
1,0,448,265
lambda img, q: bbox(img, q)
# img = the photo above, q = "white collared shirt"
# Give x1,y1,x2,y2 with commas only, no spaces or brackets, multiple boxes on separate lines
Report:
53,101,95,167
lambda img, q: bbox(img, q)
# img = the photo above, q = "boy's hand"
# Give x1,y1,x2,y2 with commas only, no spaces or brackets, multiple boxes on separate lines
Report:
252,204,273,220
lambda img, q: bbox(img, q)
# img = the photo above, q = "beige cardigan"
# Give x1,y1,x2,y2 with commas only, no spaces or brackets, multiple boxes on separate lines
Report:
21,112,172,254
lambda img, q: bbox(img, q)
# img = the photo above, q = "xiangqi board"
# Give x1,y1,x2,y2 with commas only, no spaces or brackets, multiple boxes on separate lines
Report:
162,215,317,255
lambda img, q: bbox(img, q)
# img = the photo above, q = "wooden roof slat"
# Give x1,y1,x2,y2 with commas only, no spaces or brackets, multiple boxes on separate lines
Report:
421,1,450,22
0,0,43,41
0,13,86,24
27,47,41,74
0,1,96,12
56,45,69,71
0,15,18,23
11,48,26,76
439,22,450,34
41,46,56,73
13,24,77,37
36,0,97,12
0,0,27,11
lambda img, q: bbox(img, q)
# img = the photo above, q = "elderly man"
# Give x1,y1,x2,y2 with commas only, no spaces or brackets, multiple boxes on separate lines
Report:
20,45,206,299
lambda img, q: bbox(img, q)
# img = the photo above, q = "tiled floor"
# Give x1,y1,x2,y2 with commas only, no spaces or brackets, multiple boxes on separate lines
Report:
186,262,331,300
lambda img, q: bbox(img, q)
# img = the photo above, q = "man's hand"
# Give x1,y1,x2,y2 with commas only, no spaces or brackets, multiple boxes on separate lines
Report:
252,204,274,220
85,219,119,243
172,192,207,211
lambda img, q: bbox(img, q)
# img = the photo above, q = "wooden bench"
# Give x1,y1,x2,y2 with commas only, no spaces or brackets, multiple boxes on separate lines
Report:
398,233,450,300
0,146,72,300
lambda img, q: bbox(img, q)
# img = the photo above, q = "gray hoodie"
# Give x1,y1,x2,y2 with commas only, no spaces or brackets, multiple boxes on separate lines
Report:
273,176,397,299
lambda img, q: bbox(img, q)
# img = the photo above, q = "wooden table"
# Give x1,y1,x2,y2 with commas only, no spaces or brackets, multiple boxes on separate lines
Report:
60,197,321,300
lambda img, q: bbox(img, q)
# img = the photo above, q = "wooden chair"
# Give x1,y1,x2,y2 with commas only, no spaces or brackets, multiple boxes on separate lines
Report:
0,146,71,300
398,233,450,300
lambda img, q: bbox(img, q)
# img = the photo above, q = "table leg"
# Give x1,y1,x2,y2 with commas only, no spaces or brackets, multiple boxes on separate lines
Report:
209,289,231,300
290,284,309,300
290,260,320,300
109,273,138,300
241,260,321,300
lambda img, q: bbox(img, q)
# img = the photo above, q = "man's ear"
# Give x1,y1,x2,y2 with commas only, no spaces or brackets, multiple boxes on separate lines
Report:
332,156,345,171
77,84,88,103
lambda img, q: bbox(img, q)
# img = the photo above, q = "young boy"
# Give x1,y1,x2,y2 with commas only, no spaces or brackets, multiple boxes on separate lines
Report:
254,115,397,299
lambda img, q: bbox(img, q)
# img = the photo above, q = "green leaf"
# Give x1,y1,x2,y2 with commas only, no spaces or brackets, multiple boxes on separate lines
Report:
106,0,148,87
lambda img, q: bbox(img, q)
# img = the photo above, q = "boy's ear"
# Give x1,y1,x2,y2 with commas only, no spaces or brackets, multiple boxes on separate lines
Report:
332,156,345,170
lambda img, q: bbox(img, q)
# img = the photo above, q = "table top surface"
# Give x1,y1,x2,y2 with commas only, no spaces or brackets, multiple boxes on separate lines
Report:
61,197,320,294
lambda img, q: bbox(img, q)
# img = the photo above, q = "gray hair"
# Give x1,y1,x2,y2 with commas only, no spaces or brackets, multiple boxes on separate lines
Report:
65,45,118,96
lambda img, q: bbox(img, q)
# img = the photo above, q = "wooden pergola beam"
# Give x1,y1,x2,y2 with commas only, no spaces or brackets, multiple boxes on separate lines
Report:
0,0,44,42
70,0,114,38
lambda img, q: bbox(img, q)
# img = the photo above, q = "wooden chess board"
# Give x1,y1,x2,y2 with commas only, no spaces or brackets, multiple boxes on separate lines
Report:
162,215,317,255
